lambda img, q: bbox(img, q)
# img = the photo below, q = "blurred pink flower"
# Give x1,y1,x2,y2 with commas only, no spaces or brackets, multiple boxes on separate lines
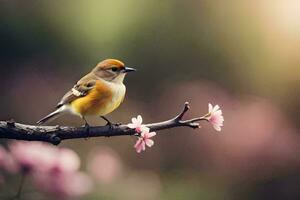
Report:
28,144,92,199
9,141,57,173
127,115,146,132
8,141,92,199
3,155,19,174
0,146,7,169
48,148,80,174
87,147,122,184
0,146,7,184
33,171,92,200
206,103,224,131
8,141,81,174
0,146,18,173
134,127,156,153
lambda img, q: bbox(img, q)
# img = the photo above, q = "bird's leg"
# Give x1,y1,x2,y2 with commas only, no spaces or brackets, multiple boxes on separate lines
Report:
101,116,111,124
101,116,113,127
100,116,120,128
82,117,90,138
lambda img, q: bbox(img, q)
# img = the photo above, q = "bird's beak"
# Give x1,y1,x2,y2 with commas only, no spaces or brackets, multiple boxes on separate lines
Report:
123,67,136,73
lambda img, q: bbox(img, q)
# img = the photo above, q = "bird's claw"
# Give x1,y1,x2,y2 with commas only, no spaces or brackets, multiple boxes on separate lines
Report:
105,122,121,129
83,123,90,139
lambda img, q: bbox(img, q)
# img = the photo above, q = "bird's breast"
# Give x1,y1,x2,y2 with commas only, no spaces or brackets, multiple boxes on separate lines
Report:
70,81,126,116
104,82,126,115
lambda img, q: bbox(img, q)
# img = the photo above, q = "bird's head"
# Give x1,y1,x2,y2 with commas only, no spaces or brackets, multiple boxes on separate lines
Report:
92,59,136,83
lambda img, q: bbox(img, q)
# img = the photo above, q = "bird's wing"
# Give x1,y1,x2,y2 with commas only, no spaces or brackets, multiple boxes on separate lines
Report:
56,74,97,108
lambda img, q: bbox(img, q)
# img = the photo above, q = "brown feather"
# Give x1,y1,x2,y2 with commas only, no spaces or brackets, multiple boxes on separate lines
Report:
56,73,97,108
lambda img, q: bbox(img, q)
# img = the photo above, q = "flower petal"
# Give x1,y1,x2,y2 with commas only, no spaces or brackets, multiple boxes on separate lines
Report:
127,123,136,129
134,138,143,148
134,139,144,153
145,139,154,147
214,125,222,131
141,126,150,133
132,117,137,124
137,115,143,124
206,103,224,132
141,141,146,151
212,105,220,112
214,110,222,115
208,103,213,112
136,146,142,153
147,131,156,138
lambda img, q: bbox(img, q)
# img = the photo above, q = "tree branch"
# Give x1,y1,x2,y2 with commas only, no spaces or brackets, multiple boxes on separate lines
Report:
0,102,207,145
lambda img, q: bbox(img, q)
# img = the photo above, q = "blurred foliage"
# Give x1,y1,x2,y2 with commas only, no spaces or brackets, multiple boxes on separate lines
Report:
1,0,300,199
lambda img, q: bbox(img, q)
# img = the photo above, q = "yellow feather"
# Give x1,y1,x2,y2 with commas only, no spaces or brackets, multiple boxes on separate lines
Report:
70,80,126,116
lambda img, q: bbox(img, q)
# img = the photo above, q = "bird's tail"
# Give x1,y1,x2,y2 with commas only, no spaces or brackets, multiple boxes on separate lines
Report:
37,109,62,125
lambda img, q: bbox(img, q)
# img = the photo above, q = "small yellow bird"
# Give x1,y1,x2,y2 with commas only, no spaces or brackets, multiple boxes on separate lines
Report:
37,59,136,126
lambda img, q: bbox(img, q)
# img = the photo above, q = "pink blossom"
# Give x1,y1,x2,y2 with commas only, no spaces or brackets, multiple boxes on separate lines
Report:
134,127,156,153
206,103,224,131
127,115,146,132
31,146,91,199
32,171,92,200
3,155,19,174
0,146,7,184
9,141,57,173
87,147,122,184
8,141,81,174
8,141,92,199
0,146,7,169
0,147,19,174
48,148,80,174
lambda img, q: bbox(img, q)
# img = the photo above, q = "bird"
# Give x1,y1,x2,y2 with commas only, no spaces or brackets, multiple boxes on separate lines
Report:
37,59,136,127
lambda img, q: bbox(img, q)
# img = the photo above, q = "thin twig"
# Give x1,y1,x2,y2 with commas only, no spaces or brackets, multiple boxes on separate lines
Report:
0,102,207,145
15,174,25,200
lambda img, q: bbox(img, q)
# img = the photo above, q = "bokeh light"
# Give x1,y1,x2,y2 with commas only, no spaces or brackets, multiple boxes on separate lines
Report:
1,0,300,199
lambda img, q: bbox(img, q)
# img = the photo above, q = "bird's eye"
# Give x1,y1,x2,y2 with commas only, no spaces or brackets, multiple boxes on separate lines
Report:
111,67,118,72
86,82,93,87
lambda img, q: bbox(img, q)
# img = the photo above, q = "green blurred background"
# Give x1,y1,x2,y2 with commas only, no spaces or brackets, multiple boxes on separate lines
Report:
1,0,300,199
